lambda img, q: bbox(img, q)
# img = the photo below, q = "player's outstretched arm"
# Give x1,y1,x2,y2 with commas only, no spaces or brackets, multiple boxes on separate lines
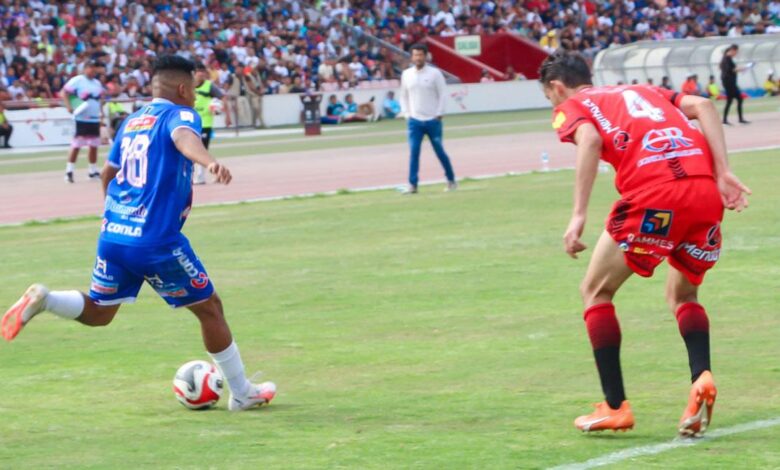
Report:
172,128,232,184
564,123,602,259
677,95,751,211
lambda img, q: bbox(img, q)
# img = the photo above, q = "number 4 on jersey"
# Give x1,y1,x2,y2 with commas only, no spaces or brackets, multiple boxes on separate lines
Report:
622,90,665,122
117,135,150,188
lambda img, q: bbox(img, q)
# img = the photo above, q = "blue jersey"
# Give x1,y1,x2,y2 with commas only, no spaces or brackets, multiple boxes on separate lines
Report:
101,98,201,246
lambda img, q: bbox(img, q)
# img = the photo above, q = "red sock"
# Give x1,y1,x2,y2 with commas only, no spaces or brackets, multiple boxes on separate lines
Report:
675,302,709,336
675,302,711,382
584,303,621,349
583,303,625,409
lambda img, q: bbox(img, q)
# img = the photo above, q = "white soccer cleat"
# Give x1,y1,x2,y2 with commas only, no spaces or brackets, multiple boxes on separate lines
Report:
2,284,49,341
228,381,276,411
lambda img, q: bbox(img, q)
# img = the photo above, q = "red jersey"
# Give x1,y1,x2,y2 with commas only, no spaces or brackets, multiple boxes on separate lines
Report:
552,85,714,196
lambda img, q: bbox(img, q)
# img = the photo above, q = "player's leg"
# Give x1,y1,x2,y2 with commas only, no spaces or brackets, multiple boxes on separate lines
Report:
426,119,456,188
406,118,424,192
66,144,80,183
574,230,636,431
722,90,734,124
666,266,717,436
2,286,122,341
87,142,100,179
150,239,275,410
736,89,747,123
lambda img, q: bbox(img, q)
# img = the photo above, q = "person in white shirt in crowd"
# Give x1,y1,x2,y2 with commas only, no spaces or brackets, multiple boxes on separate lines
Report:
400,43,456,194
62,60,106,183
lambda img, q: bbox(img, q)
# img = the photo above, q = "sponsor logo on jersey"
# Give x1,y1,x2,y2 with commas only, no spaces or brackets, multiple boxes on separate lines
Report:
173,247,210,289
552,111,567,130
706,224,721,247
642,127,694,152
124,115,158,132
91,279,118,295
677,243,720,262
640,209,673,236
106,197,148,218
613,131,630,151
582,98,620,134
102,222,143,237
180,111,195,123
627,233,675,250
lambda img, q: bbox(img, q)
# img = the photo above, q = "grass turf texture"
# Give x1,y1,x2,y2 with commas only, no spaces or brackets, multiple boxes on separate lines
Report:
1,149,779,469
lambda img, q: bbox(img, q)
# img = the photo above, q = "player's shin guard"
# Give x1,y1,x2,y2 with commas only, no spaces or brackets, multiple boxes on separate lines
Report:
584,303,626,410
675,302,711,382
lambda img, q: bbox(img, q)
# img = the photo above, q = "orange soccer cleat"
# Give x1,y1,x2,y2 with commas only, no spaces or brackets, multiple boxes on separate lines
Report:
679,370,717,437
1,284,48,342
574,401,635,432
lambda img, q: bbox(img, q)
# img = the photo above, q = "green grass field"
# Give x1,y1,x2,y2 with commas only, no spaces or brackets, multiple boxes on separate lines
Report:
1,111,779,468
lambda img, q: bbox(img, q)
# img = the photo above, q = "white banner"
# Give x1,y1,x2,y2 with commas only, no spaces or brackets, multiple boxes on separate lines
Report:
3,81,549,148
5,107,75,147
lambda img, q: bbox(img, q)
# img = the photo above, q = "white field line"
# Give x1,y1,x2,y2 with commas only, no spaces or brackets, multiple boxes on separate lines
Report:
548,416,780,470
0,143,776,228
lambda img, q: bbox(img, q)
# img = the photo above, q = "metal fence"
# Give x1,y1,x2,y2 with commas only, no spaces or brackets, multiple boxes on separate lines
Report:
593,35,780,91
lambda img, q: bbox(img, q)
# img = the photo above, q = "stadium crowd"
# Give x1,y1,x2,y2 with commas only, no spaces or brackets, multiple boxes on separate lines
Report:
0,0,779,103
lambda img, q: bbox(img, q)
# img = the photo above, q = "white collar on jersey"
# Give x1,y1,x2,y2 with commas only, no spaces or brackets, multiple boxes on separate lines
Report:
151,97,174,104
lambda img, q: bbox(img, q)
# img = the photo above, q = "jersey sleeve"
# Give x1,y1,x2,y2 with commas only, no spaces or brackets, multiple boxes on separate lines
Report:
167,108,202,139
648,85,684,108
62,75,81,94
552,99,591,144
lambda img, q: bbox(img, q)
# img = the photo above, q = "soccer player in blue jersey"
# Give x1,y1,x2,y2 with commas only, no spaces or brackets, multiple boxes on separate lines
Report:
2,56,275,411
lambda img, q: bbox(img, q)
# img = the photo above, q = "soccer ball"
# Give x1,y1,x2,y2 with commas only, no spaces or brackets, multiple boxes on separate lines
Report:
173,360,224,410
208,98,223,115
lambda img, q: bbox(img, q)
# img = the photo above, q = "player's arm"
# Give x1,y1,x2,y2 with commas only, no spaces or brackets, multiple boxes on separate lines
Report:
101,164,119,198
172,128,232,184
564,122,602,259
677,95,751,211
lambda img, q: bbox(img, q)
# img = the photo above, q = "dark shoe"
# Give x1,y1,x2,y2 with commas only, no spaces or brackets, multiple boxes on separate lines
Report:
722,121,732,126
739,120,750,124
88,172,101,179
65,172,74,183
2,144,10,148
401,185,418,195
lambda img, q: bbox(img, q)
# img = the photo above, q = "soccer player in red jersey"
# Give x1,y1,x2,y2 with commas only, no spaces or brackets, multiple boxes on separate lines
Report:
540,52,751,436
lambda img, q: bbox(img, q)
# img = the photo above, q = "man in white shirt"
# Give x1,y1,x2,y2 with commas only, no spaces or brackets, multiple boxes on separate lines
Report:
62,60,106,183
399,44,456,194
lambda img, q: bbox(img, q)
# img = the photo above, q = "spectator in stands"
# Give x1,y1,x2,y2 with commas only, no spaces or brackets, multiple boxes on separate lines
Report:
707,75,722,99
341,94,370,122
244,66,266,128
383,91,401,119
321,94,344,125
647,78,655,85
763,73,779,96
682,75,705,96
480,69,495,83
661,76,673,90
0,102,12,148
720,44,749,125
62,60,105,183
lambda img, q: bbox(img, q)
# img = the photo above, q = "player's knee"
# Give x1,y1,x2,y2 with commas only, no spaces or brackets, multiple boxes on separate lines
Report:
580,280,615,307
193,294,225,322
87,305,120,327
665,291,698,312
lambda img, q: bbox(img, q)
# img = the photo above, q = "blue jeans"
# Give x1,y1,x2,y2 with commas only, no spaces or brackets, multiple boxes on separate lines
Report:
408,118,456,187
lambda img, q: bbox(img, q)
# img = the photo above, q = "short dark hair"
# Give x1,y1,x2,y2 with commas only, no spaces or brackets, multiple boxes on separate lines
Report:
195,61,207,71
538,51,592,88
153,55,196,77
410,43,428,54
726,44,739,53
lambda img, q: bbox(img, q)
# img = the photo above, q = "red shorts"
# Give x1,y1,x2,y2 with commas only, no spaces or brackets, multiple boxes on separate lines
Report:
606,177,724,286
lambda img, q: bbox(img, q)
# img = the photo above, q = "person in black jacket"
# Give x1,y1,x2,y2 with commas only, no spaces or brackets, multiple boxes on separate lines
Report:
720,44,749,125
